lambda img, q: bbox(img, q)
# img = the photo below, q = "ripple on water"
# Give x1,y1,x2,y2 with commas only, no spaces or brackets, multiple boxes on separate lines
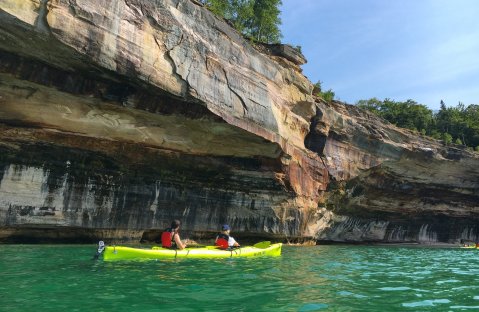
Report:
413,270,432,275
241,273,258,279
452,286,479,291
436,279,460,284
378,286,411,291
298,303,329,311
96,294,127,300
337,290,368,299
402,299,451,307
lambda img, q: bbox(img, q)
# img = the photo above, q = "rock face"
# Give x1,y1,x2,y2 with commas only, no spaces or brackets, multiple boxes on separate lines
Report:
308,102,479,243
0,0,478,244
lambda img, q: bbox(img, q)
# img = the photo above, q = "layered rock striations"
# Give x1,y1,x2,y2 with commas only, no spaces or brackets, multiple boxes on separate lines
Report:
0,0,477,243
308,102,479,243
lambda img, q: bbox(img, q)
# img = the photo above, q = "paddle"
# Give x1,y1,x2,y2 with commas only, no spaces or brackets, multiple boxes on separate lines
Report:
253,241,271,249
186,244,208,248
93,241,105,260
188,241,271,249
159,241,272,249
153,244,209,249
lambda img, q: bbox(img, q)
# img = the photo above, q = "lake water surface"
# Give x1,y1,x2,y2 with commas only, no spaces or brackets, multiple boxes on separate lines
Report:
1,244,479,311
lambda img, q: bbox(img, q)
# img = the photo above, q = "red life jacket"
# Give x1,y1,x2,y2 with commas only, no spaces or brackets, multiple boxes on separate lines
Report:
216,233,229,249
161,228,175,248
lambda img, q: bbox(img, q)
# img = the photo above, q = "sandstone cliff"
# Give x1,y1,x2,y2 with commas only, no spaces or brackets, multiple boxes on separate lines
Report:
0,0,477,243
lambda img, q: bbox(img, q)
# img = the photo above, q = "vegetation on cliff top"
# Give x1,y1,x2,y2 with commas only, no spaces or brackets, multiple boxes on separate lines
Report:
201,0,282,44
357,98,479,151
313,81,335,103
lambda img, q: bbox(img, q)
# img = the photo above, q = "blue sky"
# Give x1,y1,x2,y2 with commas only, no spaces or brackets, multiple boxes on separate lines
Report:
280,0,479,109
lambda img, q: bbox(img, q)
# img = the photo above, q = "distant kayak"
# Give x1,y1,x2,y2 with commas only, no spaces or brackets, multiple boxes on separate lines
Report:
100,241,282,261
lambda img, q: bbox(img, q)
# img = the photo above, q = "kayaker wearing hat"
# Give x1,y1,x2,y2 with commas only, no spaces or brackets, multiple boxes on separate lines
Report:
215,224,240,249
161,220,187,250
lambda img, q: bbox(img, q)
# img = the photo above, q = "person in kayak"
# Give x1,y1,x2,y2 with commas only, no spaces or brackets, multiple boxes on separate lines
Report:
161,220,187,250
215,224,240,249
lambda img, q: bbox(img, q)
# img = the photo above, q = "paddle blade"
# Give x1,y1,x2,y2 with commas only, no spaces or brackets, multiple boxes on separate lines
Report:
253,241,271,249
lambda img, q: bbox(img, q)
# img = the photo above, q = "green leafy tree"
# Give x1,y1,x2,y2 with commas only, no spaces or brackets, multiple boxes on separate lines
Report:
463,104,479,147
313,81,335,103
356,98,479,149
356,98,383,115
430,130,441,140
202,0,229,16
436,101,479,147
251,0,282,43
442,132,453,145
201,0,282,43
356,98,433,133
322,89,335,103
227,0,255,36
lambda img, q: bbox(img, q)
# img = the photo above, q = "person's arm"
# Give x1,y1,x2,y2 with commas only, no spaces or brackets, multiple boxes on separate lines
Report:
229,236,240,247
174,233,186,249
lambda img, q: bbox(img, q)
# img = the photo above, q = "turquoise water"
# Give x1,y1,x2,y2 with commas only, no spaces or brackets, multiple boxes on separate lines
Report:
1,245,479,311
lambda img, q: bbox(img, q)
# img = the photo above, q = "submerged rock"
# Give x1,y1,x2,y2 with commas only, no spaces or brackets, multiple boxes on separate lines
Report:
0,0,477,243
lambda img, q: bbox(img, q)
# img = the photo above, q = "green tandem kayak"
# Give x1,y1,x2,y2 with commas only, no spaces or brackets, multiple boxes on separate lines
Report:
101,242,282,261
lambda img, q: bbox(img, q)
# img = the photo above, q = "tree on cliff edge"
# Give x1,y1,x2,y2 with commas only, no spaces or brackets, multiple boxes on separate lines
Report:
357,98,479,150
201,0,282,44
251,0,282,43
